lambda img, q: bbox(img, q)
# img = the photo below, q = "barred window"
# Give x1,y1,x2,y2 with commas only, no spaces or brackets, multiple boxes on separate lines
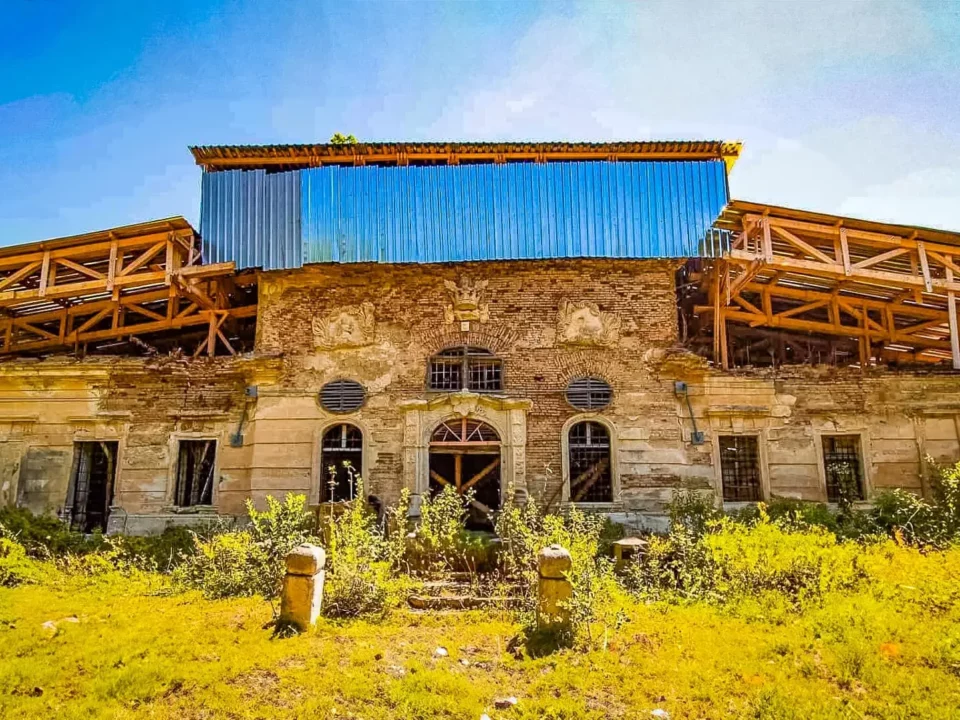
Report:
428,346,502,392
822,435,864,502
719,435,762,502
321,424,363,502
568,421,613,503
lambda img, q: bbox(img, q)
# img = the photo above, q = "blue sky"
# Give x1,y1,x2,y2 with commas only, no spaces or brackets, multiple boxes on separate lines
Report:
2,0,959,245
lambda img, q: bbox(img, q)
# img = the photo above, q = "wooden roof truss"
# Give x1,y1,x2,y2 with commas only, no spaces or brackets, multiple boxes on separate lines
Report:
0,226,256,357
698,211,960,369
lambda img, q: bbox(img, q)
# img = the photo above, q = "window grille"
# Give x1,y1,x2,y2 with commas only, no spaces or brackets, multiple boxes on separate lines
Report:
321,424,363,502
565,377,612,411
822,435,864,502
428,346,502,392
319,379,366,413
568,421,613,503
176,440,216,507
719,435,762,502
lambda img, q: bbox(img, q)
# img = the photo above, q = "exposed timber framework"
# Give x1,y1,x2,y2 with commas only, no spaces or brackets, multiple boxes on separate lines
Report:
0,218,257,357
688,201,960,370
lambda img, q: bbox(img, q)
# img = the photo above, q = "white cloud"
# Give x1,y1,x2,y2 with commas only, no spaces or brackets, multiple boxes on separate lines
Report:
429,0,958,229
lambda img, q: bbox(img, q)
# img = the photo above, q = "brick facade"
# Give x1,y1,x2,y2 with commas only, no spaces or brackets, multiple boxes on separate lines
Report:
2,258,960,533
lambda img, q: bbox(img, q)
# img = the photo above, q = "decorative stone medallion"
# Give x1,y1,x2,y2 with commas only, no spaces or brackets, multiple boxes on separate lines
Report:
556,300,621,347
443,276,490,324
312,302,376,349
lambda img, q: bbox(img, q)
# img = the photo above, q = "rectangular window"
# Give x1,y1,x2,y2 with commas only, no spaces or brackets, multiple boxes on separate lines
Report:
718,435,762,502
68,441,118,533
175,440,216,507
822,435,864,502
428,346,503,392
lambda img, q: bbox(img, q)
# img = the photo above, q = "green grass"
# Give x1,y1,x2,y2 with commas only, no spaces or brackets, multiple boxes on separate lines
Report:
2,551,960,720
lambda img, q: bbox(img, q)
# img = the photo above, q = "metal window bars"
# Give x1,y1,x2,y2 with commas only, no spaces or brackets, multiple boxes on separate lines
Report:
719,435,762,502
320,424,363,502
428,346,502,392
822,435,864,502
568,421,613,503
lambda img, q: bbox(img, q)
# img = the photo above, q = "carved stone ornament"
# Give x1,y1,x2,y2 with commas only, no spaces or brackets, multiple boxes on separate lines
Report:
443,276,490,324
312,302,376,349
556,299,621,347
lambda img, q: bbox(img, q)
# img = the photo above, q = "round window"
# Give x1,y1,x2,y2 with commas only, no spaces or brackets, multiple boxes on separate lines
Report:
319,379,366,413
565,377,612,411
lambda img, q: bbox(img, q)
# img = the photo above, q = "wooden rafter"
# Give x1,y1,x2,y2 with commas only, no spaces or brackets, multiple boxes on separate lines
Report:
700,205,960,368
0,221,257,357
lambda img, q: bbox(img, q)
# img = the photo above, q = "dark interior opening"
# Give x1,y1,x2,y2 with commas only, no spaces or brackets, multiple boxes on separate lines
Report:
68,441,118,533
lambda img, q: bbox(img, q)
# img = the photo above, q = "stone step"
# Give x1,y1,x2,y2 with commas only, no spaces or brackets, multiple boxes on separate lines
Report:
407,595,521,610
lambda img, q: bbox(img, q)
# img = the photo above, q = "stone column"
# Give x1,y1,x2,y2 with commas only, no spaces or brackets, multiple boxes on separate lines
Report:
537,544,572,629
279,544,326,631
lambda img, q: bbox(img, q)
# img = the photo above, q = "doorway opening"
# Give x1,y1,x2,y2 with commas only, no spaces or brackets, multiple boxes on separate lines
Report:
428,418,501,530
68,441,118,533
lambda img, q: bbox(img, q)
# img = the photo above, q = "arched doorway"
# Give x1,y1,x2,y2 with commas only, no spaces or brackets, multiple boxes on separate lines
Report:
429,417,501,529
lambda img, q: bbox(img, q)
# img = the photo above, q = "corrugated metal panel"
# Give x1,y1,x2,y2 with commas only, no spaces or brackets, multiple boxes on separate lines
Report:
200,169,301,270
301,161,728,264
200,160,728,270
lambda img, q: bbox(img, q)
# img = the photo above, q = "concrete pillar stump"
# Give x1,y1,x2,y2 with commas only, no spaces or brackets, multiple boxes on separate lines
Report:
537,544,572,629
279,544,326,631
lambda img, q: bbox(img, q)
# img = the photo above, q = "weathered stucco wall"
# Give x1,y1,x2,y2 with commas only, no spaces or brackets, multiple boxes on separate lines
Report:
1,258,959,534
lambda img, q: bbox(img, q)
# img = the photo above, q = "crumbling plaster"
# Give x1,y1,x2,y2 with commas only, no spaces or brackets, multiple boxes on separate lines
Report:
1,259,959,534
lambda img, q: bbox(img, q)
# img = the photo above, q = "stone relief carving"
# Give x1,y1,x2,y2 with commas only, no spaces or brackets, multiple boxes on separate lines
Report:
312,302,376,349
556,299,621,347
443,276,489,324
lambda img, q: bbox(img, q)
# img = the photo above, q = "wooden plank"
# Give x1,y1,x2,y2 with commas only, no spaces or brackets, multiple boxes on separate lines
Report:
38,251,50,298
769,224,835,264
119,241,166,277
727,249,960,293
917,241,933,293
761,216,773,262
851,247,908,270
0,260,42,292
461,457,500,492
55,257,106,280
947,258,960,369
839,229,851,276
107,238,118,291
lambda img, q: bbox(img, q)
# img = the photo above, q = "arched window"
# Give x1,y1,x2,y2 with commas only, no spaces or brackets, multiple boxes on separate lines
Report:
428,346,502,392
320,424,363,502
568,421,613,503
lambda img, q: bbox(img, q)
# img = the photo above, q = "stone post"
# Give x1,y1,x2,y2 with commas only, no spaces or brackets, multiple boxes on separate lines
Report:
279,544,326,631
537,544,572,629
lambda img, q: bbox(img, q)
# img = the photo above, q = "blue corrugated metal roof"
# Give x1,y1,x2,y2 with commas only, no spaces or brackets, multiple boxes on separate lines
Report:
201,160,728,270
200,169,301,270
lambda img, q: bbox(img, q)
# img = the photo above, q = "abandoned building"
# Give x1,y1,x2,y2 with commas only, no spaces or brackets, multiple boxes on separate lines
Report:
3,140,960,534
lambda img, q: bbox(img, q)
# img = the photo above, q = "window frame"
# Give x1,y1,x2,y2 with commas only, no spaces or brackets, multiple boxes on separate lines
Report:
561,414,620,507
313,421,367,504
815,430,870,503
426,346,504,394
166,432,221,512
174,438,218,509
714,432,769,505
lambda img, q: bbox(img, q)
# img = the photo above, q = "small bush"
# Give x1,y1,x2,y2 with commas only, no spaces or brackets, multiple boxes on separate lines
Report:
323,480,408,618
0,537,46,587
403,486,497,574
0,506,103,557
667,487,723,537
174,493,319,600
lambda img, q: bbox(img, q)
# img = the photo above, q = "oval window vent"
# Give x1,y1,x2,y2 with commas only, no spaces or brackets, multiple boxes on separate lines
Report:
565,377,612,411
320,379,366,413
